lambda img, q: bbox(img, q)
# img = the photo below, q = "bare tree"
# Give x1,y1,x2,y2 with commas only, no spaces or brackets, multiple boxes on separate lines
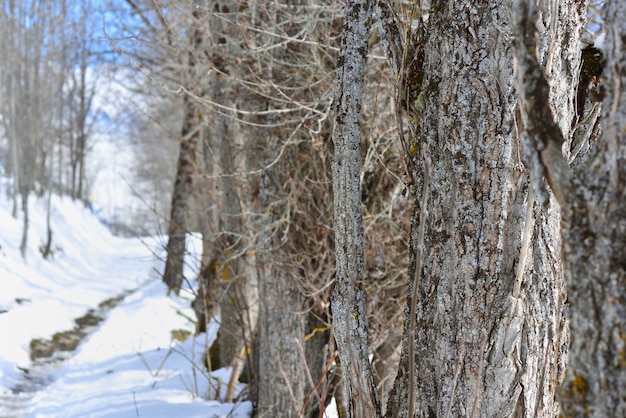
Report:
108,1,451,417
0,0,105,257
95,0,626,416
66,1,98,202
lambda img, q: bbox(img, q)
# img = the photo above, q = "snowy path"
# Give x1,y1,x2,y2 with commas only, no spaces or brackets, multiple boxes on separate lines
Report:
0,361,56,417
1,287,136,417
0,195,251,417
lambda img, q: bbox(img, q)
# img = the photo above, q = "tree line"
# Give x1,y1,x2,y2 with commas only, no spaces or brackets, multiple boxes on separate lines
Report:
0,0,104,258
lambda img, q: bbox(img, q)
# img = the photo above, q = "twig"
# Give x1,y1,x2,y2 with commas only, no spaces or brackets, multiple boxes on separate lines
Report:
514,183,536,298
469,332,487,418
136,347,173,377
133,391,139,417
296,338,323,406
300,346,337,417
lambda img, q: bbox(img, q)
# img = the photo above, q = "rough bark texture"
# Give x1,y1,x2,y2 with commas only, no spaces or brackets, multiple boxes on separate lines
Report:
194,66,226,339
255,143,332,417
255,116,308,416
331,0,380,416
252,2,339,414
535,0,587,137
512,0,626,416
385,0,567,416
192,1,335,411
558,2,626,416
516,0,626,415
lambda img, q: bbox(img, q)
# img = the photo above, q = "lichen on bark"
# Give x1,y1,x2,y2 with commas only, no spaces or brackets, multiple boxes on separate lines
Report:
331,0,380,416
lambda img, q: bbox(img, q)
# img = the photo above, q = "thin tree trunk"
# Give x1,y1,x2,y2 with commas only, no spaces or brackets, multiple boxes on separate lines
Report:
75,38,89,201
205,4,258,398
42,150,54,259
9,75,20,219
162,96,200,293
187,1,259,403
162,5,204,294
19,189,29,258
4,48,22,218
331,0,380,416
218,119,259,403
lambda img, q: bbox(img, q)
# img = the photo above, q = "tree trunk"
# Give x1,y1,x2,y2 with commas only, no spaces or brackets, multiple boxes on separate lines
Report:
162,94,200,293
19,188,29,258
42,150,54,259
385,0,570,415
237,1,339,415
528,1,626,415
256,252,307,416
214,120,259,402
331,0,380,416
180,1,260,404
254,120,308,415
254,136,332,418
162,4,205,294
512,0,626,415
8,73,20,219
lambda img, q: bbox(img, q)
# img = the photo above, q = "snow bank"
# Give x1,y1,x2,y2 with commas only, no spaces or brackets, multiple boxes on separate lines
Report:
0,185,251,417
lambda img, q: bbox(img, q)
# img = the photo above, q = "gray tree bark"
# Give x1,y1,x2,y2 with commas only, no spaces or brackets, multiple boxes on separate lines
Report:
383,0,573,416
248,2,340,415
214,116,258,404
331,0,380,416
186,2,259,402
256,182,307,416
560,4,626,413
515,1,626,416
189,2,337,412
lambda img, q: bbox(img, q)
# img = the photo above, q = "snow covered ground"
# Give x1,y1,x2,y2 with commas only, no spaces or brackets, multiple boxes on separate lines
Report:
0,181,251,417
